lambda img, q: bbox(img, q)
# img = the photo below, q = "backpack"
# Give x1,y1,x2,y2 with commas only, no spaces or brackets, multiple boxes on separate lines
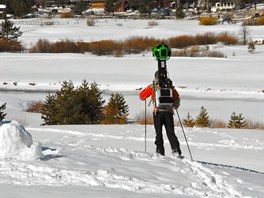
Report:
153,78,174,109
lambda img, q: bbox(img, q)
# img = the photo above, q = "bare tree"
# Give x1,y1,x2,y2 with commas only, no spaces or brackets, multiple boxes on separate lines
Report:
239,26,250,45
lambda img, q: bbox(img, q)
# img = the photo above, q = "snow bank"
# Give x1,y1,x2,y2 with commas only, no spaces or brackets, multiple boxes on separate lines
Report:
0,121,43,160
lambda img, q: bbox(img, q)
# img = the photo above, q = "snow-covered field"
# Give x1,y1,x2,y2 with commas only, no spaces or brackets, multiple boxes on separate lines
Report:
0,18,264,197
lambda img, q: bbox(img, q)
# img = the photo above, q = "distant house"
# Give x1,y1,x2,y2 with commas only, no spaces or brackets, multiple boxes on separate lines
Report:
90,0,130,12
211,2,236,12
90,0,105,9
0,4,6,19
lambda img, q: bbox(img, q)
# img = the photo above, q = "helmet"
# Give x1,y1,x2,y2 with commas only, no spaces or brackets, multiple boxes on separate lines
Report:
152,43,171,60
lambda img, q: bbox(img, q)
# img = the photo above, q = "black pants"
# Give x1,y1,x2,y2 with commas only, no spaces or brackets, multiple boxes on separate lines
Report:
153,111,181,156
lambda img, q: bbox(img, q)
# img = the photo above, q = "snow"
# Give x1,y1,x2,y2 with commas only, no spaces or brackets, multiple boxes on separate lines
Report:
0,18,264,197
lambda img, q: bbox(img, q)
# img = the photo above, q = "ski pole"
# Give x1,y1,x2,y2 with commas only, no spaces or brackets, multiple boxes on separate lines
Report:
144,99,147,152
175,109,194,161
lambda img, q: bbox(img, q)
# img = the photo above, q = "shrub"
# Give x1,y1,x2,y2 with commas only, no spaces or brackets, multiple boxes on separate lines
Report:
123,36,161,54
60,12,74,18
169,35,195,49
77,41,91,52
50,39,81,53
26,101,44,113
195,32,217,45
206,50,225,58
199,16,218,25
243,17,264,26
101,93,129,124
148,20,159,26
87,18,96,26
29,39,51,53
89,40,122,55
217,32,239,45
0,38,23,52
30,39,81,53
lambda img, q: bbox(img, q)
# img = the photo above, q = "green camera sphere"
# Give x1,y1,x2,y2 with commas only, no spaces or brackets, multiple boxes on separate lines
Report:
152,43,171,60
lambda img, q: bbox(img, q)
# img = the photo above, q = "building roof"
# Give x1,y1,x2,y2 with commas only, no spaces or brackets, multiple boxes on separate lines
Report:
0,4,6,9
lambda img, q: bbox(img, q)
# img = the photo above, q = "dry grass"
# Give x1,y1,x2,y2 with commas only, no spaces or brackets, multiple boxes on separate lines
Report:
169,35,195,49
29,39,81,53
246,120,264,130
148,20,159,26
199,16,218,25
135,111,153,125
60,12,74,18
123,36,161,54
195,32,217,45
171,46,224,58
50,39,80,53
243,17,264,26
217,32,239,45
210,119,227,128
89,40,122,55
26,101,44,113
29,32,239,56
0,38,23,52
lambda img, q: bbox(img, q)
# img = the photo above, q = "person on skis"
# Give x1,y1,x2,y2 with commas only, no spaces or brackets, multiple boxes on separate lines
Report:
139,43,182,157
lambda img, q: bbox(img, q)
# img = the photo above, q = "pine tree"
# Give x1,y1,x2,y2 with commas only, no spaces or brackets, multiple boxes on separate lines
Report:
41,80,105,125
195,106,210,127
55,81,80,124
228,112,247,128
41,94,57,125
102,93,129,124
183,112,195,127
76,80,105,124
0,20,22,41
0,103,7,121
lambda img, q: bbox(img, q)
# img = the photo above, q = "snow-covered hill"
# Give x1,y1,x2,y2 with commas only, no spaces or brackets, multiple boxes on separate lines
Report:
0,121,263,198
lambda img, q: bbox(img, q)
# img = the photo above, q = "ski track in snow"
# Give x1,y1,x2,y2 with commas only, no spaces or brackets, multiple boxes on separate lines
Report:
28,127,264,151
0,127,261,197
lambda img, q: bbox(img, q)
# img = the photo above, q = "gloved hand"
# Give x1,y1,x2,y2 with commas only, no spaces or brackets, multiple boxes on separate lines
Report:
173,98,180,109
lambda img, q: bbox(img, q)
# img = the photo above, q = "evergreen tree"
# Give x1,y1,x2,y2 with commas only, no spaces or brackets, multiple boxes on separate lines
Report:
228,112,247,128
175,4,185,19
55,81,80,124
41,80,105,125
0,20,22,41
183,112,195,127
248,41,255,54
0,0,34,18
41,94,57,125
102,93,129,124
76,80,105,124
0,103,7,121
130,0,156,17
195,106,210,127
104,0,122,16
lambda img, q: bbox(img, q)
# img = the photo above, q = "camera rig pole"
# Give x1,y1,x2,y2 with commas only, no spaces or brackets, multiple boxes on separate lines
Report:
157,60,168,88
